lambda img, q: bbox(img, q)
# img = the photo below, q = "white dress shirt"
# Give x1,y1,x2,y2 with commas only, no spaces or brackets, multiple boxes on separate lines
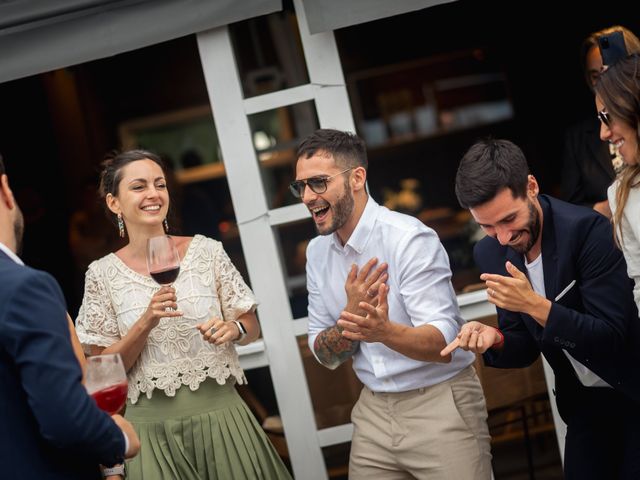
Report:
0,241,24,265
306,197,474,392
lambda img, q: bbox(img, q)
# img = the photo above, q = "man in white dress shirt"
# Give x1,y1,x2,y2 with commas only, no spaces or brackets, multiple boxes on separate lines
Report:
292,129,491,479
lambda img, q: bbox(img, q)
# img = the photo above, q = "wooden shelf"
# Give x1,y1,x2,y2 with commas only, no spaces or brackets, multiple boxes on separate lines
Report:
174,147,296,185
347,48,514,151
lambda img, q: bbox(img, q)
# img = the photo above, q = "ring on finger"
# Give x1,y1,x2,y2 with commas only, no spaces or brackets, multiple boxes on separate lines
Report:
367,290,376,297
210,326,217,335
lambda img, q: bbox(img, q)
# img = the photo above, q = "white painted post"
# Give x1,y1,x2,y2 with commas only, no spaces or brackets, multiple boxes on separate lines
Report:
196,27,327,479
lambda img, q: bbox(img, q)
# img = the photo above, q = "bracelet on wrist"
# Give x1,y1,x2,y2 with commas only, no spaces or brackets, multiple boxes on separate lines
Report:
492,328,505,349
232,320,247,343
102,464,125,478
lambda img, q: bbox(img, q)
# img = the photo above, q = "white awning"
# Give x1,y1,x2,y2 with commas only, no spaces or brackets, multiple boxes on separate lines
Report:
0,0,282,83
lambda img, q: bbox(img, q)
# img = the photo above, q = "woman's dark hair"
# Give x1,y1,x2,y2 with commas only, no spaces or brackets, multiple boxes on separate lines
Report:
297,129,368,170
595,54,640,246
455,139,530,209
99,149,165,199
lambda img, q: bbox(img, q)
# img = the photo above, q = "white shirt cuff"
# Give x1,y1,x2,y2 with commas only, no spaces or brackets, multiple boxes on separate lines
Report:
428,319,459,345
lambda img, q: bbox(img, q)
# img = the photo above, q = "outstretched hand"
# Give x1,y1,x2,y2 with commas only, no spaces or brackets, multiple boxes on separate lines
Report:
338,283,391,343
440,321,502,356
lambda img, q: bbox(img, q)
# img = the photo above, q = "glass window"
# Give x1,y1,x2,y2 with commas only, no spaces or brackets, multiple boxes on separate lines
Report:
248,101,319,209
229,3,309,99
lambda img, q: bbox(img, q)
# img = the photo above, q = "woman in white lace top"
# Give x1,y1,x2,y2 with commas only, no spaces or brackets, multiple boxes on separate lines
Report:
76,150,291,480
595,55,640,312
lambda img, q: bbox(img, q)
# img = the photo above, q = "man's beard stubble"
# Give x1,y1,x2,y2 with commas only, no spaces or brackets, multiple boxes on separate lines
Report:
317,180,354,236
511,201,541,255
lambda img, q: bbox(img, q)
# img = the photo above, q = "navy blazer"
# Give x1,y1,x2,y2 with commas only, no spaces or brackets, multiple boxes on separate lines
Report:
477,195,640,420
0,249,125,479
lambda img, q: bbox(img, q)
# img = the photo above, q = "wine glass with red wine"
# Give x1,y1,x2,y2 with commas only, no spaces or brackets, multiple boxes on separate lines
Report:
146,235,181,287
85,353,128,415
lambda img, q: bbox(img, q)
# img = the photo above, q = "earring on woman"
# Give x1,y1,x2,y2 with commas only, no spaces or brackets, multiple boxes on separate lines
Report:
117,213,126,238
163,218,169,233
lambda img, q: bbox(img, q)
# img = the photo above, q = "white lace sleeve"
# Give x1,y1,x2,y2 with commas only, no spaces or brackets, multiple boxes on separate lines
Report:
214,242,257,322
75,262,121,350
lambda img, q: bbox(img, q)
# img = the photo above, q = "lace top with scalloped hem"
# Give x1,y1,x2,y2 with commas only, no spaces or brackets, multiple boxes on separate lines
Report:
76,235,257,404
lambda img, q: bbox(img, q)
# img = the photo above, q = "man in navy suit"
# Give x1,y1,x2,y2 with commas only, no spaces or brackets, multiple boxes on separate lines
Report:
442,139,640,479
0,154,140,479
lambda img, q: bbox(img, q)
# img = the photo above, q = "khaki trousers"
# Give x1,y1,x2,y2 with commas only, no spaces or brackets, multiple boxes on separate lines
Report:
349,365,492,480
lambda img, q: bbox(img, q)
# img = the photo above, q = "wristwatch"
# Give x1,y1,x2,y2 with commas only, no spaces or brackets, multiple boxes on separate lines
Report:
233,320,247,343
102,464,125,478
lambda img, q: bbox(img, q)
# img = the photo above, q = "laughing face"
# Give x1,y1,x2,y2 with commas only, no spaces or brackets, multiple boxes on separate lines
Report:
469,179,543,259
295,151,354,236
596,96,639,166
108,159,169,233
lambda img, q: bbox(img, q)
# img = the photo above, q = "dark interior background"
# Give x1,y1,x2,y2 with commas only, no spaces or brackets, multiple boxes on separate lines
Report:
0,0,637,315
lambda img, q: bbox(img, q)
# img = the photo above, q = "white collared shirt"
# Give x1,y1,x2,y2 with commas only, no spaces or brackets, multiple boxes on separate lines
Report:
0,241,24,265
306,198,474,392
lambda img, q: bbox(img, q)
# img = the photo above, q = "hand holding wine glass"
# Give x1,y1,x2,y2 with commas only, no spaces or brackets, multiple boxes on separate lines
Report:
85,353,128,415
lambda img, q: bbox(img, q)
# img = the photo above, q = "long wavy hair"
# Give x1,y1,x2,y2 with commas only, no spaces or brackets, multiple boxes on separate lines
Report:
595,54,640,245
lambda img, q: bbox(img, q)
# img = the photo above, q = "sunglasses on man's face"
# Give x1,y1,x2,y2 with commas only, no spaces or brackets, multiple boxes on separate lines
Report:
289,168,353,199
597,109,611,127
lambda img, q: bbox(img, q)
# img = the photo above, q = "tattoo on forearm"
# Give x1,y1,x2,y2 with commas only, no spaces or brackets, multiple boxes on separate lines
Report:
314,326,359,369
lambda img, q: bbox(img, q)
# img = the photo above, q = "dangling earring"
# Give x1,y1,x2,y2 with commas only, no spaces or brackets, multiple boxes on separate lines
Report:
117,213,126,238
163,218,169,233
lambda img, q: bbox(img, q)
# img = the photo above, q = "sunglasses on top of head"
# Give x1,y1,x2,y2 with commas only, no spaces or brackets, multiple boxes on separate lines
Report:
289,168,353,198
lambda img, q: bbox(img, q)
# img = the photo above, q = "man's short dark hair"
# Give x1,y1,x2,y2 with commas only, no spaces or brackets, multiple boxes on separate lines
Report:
455,139,530,209
0,153,4,176
296,129,368,170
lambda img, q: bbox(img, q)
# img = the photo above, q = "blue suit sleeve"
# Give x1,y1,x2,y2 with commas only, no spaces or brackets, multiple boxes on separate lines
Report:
482,306,540,368
1,269,125,466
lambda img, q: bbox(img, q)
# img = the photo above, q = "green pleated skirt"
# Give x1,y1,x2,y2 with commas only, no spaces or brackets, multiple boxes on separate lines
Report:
125,380,292,480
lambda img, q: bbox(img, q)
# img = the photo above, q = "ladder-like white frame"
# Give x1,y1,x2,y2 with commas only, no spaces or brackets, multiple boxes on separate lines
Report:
196,2,504,477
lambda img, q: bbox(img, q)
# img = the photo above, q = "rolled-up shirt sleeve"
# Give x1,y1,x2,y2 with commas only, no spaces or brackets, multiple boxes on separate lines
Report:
305,241,336,362
395,228,463,344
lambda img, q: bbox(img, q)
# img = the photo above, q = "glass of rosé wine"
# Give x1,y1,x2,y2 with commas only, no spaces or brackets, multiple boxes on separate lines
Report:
85,353,128,415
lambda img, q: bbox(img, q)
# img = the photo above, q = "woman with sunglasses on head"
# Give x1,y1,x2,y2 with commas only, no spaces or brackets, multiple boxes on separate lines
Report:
595,54,640,317
75,150,291,480
561,26,640,218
